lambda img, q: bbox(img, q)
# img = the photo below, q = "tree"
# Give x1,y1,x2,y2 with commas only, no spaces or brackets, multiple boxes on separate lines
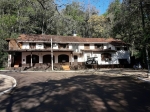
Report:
88,15,109,37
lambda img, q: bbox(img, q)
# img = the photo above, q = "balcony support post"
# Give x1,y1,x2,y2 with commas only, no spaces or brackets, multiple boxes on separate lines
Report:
31,52,32,67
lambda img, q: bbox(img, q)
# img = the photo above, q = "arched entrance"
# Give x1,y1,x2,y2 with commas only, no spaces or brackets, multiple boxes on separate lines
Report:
26,55,39,63
58,54,69,63
43,55,55,63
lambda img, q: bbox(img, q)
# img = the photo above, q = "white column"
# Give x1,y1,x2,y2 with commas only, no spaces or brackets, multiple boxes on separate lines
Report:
71,52,73,65
51,38,53,70
55,54,58,63
8,54,11,67
39,53,43,63
31,52,32,67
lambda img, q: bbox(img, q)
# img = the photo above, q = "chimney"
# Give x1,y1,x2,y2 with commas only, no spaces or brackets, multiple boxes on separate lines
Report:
72,30,77,36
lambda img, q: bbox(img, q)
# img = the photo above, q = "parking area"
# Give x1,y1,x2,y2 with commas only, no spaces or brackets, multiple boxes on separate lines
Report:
0,69,150,112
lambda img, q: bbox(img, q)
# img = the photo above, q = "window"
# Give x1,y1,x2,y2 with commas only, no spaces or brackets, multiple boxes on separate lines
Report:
84,44,90,49
116,47,120,51
29,43,36,49
59,44,68,49
101,53,111,61
95,44,103,49
58,54,69,62
44,43,51,49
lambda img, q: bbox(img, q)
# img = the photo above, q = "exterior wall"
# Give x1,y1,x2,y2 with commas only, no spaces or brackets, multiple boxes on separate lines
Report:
116,50,130,63
108,44,116,50
69,44,72,49
92,53,101,64
84,52,119,65
78,44,84,52
53,43,58,49
22,51,72,64
22,43,30,49
36,43,44,49
84,52,92,62
103,43,108,49
19,42,130,66
72,44,79,52
90,44,95,49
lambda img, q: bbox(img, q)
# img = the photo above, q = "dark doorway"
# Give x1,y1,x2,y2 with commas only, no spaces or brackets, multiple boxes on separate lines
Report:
13,52,22,67
58,54,69,63
74,55,78,65
43,55,55,63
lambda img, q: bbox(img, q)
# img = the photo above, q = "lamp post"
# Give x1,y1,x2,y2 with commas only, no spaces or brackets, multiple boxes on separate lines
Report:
51,38,53,71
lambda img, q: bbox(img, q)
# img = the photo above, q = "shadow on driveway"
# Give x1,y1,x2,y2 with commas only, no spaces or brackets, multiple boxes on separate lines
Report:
0,75,150,112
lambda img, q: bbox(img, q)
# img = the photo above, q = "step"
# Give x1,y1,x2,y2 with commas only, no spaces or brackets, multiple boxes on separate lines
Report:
62,65,70,70
14,65,19,68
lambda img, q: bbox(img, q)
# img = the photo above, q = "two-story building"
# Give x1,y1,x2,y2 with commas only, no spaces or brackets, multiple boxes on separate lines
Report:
6,34,130,69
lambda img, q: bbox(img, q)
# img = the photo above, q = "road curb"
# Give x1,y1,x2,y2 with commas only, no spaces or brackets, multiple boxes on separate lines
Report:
137,77,150,83
0,74,17,96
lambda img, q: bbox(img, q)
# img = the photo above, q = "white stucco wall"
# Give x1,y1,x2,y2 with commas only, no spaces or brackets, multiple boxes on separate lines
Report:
69,44,72,49
90,44,95,49
84,52,92,62
36,43,44,49
116,50,130,63
22,43,29,49
53,43,58,49
108,44,116,50
103,44,108,49
79,44,84,52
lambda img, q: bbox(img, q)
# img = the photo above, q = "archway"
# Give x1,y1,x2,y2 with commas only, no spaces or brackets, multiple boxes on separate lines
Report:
58,54,69,63
26,55,39,63
43,55,55,63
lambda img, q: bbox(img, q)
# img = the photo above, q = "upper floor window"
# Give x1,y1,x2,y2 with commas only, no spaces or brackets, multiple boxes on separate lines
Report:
95,44,103,49
29,43,36,49
58,44,69,49
84,44,90,49
44,43,51,49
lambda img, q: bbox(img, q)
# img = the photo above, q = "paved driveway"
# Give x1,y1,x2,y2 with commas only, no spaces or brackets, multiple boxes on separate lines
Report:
0,70,150,112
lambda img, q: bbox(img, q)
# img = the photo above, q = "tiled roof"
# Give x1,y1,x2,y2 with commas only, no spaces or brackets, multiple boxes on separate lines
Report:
109,41,129,46
81,49,116,52
16,34,120,43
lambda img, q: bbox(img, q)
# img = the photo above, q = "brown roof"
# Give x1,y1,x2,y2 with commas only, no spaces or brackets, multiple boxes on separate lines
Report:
16,34,120,43
5,49,73,52
109,41,129,46
81,49,116,52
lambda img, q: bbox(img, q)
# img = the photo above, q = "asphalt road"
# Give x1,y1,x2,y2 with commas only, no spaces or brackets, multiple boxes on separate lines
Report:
0,71,150,112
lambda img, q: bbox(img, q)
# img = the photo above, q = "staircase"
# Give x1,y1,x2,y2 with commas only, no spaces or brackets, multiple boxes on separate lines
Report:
14,61,20,68
62,65,70,70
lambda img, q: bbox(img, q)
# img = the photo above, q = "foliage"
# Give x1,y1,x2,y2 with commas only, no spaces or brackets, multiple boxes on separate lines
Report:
88,15,109,37
112,0,150,65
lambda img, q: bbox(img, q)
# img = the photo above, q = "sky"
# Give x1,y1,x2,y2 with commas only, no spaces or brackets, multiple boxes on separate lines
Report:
56,0,119,15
